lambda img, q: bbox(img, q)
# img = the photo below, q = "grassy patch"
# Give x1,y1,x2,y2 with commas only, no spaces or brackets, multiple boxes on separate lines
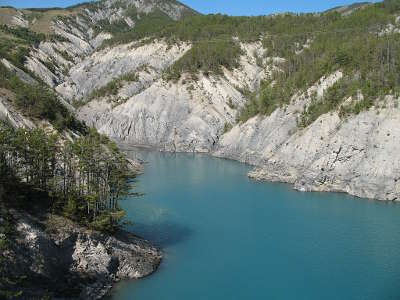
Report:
223,122,233,133
0,7,18,25
164,39,243,80
26,9,74,34
84,71,139,103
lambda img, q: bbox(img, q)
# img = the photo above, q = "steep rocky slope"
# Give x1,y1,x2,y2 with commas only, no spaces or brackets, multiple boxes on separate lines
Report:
0,3,176,297
0,0,196,86
1,210,161,299
76,41,268,152
214,72,400,201
68,31,400,201
2,0,400,202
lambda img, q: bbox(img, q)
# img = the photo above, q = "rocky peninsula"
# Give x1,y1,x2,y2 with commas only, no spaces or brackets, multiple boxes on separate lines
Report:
1,209,161,299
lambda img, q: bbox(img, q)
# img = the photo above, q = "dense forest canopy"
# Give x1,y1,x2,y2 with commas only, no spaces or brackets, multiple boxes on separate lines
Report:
0,121,133,232
0,121,134,298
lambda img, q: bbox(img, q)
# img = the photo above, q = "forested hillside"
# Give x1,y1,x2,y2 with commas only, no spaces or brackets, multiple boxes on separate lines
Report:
2,0,400,296
0,3,154,296
0,25,133,231
1,0,400,207
95,0,400,124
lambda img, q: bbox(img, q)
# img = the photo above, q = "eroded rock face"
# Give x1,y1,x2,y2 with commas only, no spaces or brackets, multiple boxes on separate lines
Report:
9,1,399,201
72,39,400,201
77,42,268,152
214,71,344,165
4,212,161,299
57,40,191,100
247,106,400,201
91,0,193,21
20,0,195,90
215,71,400,201
0,93,36,129
1,59,36,85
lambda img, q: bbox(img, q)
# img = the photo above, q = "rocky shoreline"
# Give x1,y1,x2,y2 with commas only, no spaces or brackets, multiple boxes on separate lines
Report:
73,39,400,202
121,141,400,202
1,211,161,299
214,103,400,202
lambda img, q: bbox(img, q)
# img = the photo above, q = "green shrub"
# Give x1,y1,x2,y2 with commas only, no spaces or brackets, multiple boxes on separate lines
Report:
86,71,139,101
223,122,233,133
0,66,85,133
165,39,243,80
0,25,45,46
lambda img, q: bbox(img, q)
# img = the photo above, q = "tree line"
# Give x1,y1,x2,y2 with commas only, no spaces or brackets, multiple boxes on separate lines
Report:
0,62,86,133
240,1,400,123
93,0,400,122
0,122,133,232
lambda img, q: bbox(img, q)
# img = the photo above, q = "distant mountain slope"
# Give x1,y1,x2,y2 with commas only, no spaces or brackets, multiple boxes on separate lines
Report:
0,0,197,33
0,0,197,89
325,2,372,15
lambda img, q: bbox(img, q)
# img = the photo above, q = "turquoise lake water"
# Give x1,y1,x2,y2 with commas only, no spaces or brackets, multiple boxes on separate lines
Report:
109,149,400,300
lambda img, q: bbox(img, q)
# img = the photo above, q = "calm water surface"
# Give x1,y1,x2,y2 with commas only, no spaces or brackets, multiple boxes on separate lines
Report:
109,149,400,300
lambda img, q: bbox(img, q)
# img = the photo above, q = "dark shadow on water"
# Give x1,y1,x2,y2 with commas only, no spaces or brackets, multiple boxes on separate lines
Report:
102,221,192,300
126,221,193,248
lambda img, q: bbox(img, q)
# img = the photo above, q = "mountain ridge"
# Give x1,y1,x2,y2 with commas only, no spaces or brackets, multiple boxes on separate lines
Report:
325,1,372,14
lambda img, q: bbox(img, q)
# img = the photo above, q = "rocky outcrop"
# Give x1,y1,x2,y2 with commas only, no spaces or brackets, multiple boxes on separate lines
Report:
214,71,343,165
1,59,36,85
72,36,400,201
2,211,161,299
18,0,196,88
0,90,35,129
5,1,399,202
247,104,400,201
214,72,400,201
77,42,268,152
57,40,191,100
87,0,195,22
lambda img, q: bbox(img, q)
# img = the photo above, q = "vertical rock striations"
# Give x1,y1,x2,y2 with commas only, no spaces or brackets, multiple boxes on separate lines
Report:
2,212,161,299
